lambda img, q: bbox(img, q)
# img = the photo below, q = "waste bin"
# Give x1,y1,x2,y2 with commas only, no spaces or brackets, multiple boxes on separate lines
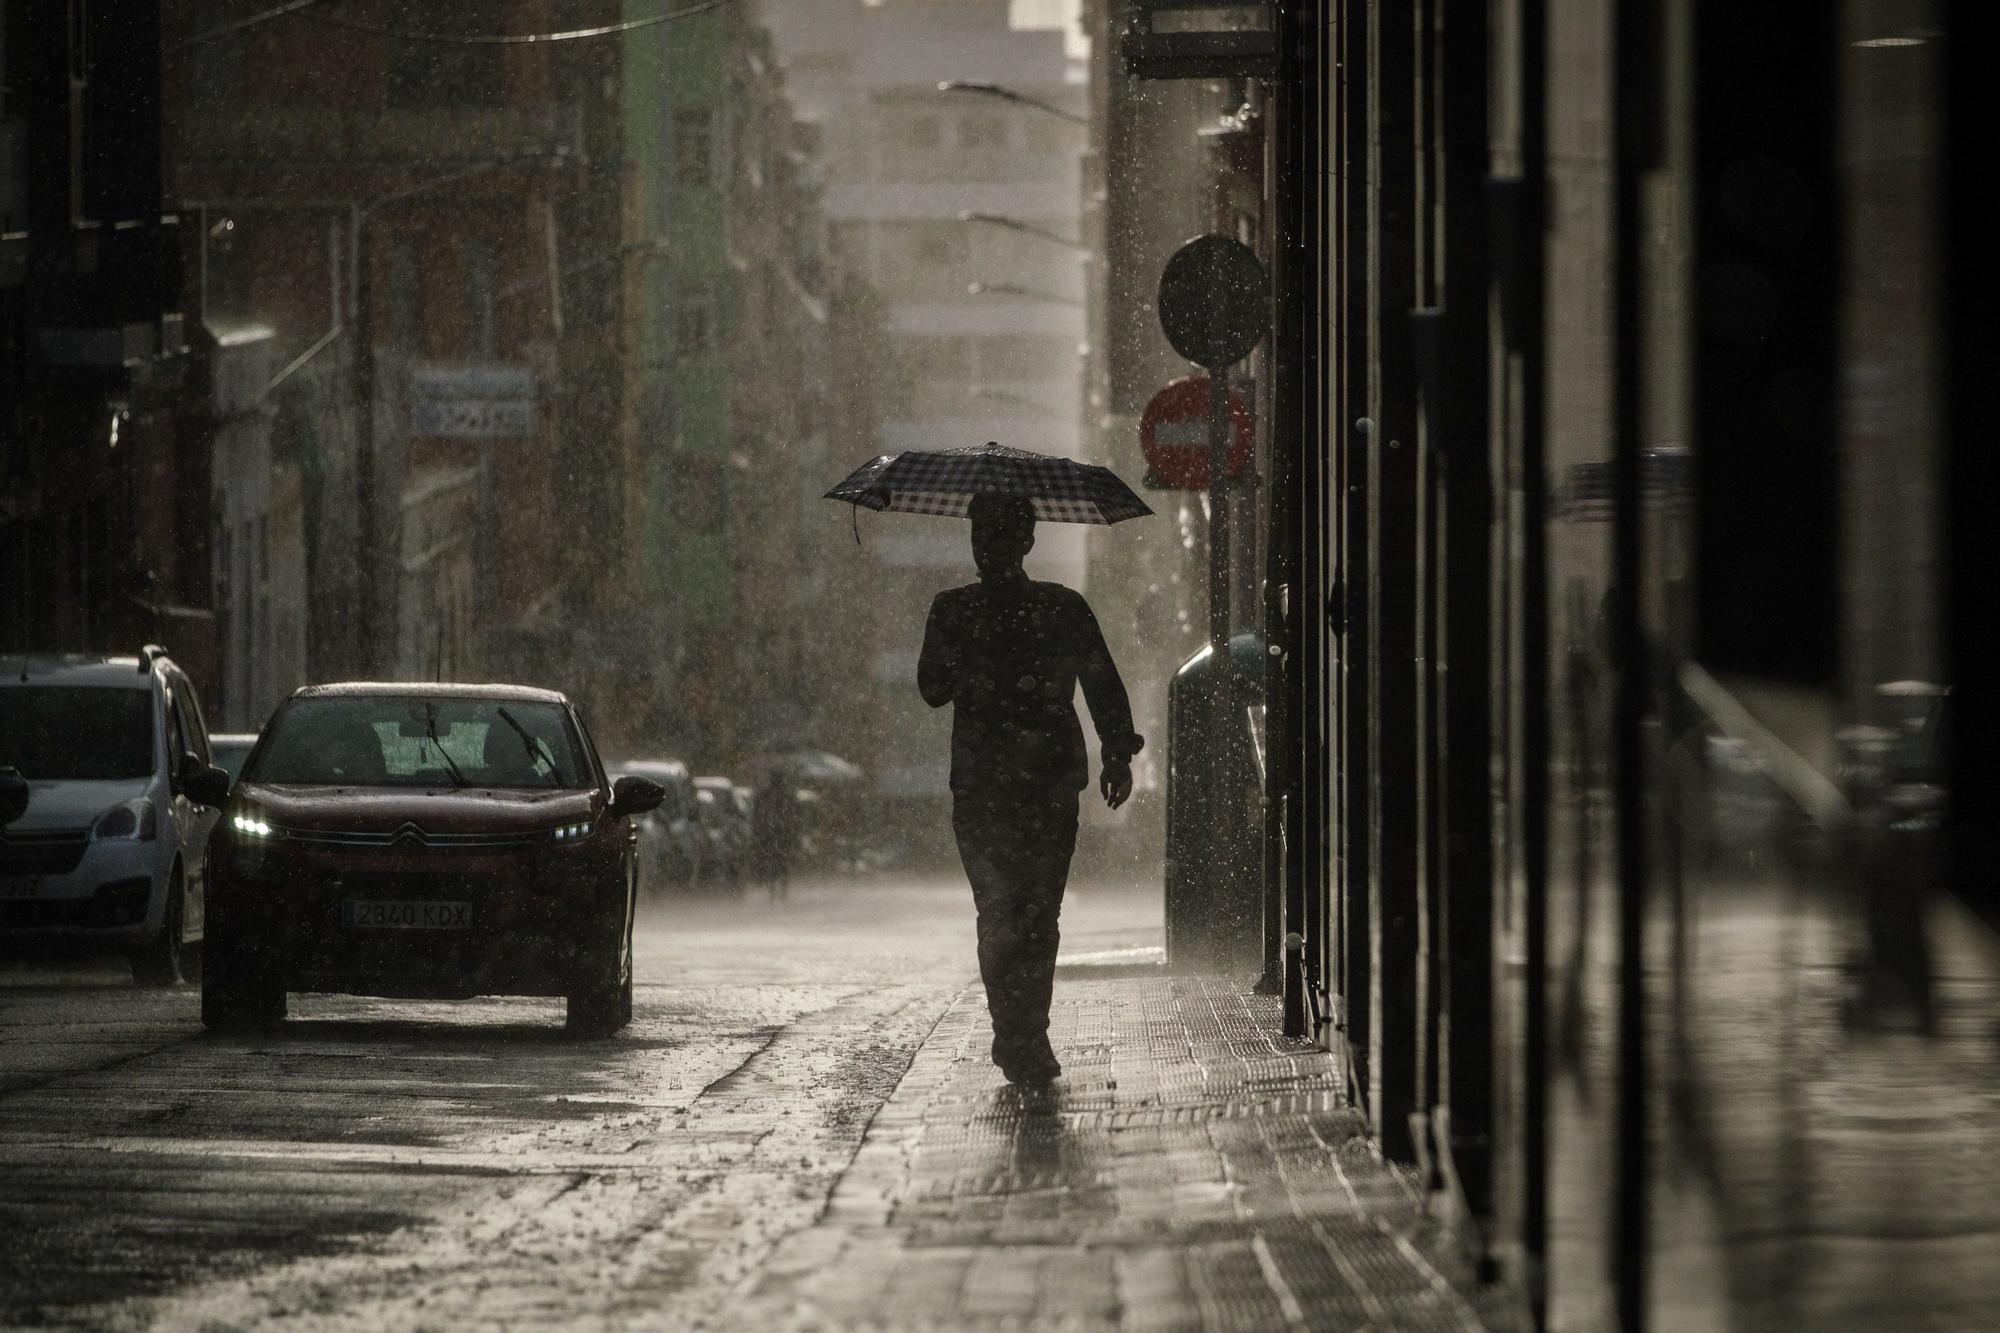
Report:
1164,630,1266,971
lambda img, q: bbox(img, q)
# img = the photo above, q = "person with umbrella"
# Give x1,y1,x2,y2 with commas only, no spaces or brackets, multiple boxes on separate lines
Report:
827,444,1149,1085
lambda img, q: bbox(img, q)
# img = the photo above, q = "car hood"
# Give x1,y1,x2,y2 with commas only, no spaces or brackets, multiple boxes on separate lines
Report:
6,778,153,831
235,783,599,834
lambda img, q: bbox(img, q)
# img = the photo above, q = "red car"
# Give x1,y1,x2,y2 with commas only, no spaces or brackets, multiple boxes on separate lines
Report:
196,684,664,1035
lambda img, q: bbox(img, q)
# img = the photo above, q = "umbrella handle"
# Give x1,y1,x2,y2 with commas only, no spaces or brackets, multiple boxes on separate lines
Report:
852,502,861,546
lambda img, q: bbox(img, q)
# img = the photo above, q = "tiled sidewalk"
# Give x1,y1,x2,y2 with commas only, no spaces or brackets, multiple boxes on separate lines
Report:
739,972,1490,1330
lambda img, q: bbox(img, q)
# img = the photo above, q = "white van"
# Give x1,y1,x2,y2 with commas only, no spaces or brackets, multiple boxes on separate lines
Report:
0,648,227,984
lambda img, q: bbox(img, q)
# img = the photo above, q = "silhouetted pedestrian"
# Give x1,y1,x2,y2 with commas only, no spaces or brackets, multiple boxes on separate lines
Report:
918,494,1142,1084
752,767,797,901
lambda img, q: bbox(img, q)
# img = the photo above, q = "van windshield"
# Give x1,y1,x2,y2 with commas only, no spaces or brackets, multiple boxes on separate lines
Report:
248,696,589,789
0,687,155,781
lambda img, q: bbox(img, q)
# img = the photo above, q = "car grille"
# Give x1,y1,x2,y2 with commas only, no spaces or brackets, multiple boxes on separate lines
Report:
279,825,547,852
0,828,89,876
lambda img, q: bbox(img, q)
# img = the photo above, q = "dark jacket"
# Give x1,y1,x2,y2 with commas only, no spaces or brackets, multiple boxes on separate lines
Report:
918,572,1143,795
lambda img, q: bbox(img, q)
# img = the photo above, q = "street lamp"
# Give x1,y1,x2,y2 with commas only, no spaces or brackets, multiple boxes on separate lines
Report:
936,80,1088,126
967,280,1084,308
957,210,1091,254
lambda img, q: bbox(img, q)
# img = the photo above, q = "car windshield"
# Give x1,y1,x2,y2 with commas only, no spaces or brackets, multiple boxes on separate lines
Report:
0,687,154,781
247,696,588,790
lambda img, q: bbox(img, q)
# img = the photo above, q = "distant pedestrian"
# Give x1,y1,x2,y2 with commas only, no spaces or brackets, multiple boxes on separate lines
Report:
752,767,798,901
918,494,1142,1085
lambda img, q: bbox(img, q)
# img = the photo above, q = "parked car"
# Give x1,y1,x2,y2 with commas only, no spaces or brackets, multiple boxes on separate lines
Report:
611,759,701,893
209,733,259,787
0,647,229,985
693,776,750,891
201,683,664,1035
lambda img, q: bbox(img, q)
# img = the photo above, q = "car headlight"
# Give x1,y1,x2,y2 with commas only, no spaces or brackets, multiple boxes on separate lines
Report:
92,798,158,842
230,808,278,839
551,820,593,843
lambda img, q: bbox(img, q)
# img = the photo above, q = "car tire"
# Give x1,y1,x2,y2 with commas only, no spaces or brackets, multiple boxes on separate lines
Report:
200,925,287,1031
130,866,185,988
566,922,632,1038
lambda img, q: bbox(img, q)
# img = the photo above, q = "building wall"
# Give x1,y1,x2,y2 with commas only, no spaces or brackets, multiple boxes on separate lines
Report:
1301,0,1982,1326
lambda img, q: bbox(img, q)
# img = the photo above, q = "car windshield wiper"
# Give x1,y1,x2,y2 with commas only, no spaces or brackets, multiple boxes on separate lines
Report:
423,707,468,788
496,707,563,787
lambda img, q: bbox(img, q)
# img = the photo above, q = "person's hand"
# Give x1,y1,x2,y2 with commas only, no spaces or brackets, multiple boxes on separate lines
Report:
1100,758,1133,810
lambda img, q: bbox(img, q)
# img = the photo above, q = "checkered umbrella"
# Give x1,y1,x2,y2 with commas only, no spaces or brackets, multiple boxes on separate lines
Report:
824,442,1153,525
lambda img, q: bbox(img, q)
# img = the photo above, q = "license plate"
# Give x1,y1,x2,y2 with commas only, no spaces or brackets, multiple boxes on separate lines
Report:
0,877,44,900
342,899,472,930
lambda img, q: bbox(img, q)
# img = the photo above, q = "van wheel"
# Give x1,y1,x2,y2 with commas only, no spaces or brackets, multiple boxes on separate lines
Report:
130,868,185,988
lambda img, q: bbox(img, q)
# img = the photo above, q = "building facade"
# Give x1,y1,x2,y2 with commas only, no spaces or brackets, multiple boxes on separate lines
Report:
1,2,210,687
761,0,1090,842
1153,1,1991,1327
164,0,637,729
619,1,885,773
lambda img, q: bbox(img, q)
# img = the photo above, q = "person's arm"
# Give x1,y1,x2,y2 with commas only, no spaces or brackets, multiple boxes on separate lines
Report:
1073,595,1143,807
917,593,957,709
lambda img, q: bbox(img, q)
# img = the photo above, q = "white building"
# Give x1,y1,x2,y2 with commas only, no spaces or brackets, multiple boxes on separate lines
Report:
760,0,1088,812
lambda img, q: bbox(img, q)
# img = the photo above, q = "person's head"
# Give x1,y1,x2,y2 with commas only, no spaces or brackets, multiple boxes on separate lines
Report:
968,493,1036,578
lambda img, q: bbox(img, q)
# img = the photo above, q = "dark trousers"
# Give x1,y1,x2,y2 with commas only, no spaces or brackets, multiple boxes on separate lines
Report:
952,788,1080,1051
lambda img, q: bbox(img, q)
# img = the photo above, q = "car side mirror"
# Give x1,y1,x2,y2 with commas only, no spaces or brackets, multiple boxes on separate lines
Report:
0,766,28,826
184,764,233,809
610,775,666,819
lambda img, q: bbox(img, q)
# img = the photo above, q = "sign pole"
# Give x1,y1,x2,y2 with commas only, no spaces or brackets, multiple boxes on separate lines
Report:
1157,233,1268,972
1206,364,1240,965
1206,368,1232,653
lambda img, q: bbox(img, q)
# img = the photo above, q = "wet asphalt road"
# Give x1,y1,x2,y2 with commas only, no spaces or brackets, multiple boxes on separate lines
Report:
0,875,1161,1330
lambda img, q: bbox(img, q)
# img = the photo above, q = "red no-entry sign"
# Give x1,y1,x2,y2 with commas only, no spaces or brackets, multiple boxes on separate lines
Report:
1139,376,1253,490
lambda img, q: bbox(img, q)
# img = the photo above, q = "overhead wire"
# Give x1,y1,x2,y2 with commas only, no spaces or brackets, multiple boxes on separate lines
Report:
168,0,341,53
171,0,737,52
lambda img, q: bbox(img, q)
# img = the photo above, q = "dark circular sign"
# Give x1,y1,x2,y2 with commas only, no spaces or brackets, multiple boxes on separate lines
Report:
1157,234,1269,369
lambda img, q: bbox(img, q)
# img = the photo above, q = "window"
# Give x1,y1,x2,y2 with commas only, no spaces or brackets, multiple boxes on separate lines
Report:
902,114,942,150
975,334,1074,381
387,4,502,107
675,109,715,185
915,228,955,266
0,688,154,781
959,113,1006,150
389,238,422,351
466,236,498,358
675,290,714,355
904,335,969,378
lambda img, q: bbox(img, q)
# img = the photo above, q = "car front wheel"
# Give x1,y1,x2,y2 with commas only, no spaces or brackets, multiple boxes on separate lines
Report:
200,923,287,1031
130,867,185,988
567,916,633,1037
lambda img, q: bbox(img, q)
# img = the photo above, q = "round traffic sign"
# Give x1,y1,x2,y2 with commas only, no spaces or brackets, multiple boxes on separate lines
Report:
1157,234,1269,369
1139,376,1253,490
